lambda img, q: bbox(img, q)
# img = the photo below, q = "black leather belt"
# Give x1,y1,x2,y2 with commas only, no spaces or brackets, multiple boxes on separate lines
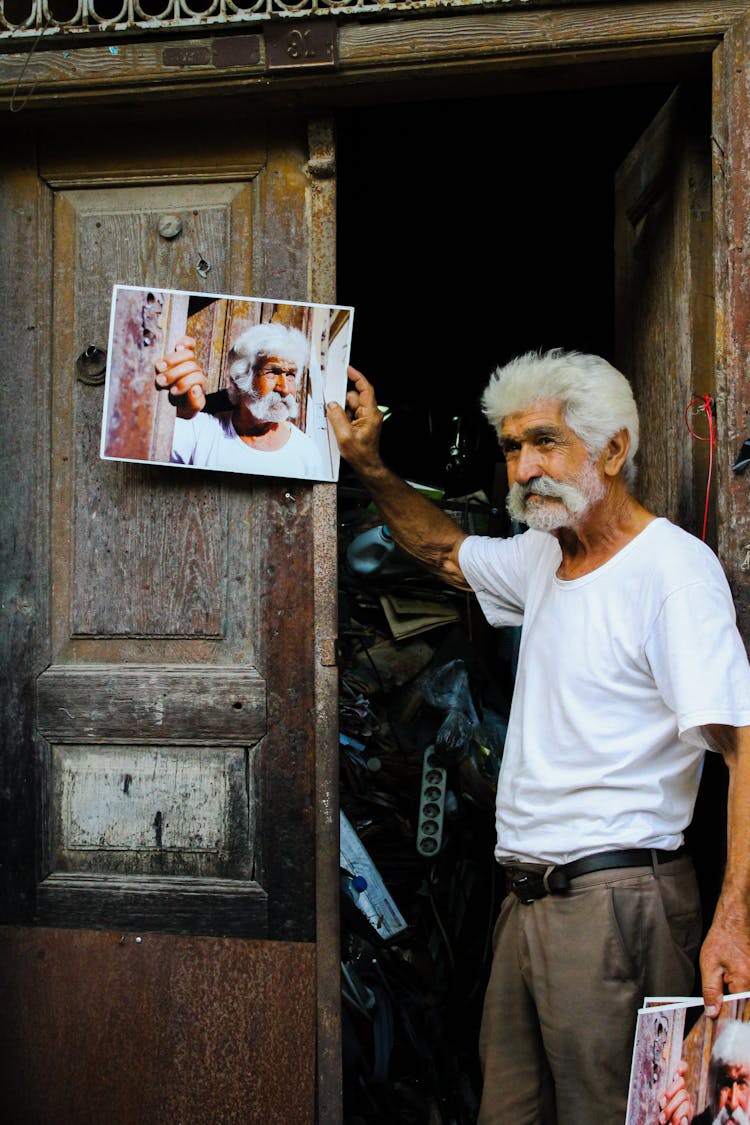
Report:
506,846,688,905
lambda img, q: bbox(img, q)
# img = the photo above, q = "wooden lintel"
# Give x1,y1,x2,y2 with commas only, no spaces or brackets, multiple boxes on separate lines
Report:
0,3,745,106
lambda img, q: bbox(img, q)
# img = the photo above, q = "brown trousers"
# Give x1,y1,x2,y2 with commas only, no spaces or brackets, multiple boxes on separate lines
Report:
478,856,701,1124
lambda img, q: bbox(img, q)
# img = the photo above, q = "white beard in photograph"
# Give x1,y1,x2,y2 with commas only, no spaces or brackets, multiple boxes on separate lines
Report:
506,459,606,532
713,1109,750,1125
231,374,299,423
245,388,299,422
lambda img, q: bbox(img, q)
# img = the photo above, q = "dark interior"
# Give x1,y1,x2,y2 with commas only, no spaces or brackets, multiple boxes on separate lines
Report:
333,78,725,1125
338,83,679,498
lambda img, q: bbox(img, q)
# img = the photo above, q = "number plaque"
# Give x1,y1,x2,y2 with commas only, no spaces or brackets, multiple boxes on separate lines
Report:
265,20,338,71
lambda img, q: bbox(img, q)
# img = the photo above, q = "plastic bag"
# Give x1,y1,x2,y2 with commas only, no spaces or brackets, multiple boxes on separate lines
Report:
419,659,481,766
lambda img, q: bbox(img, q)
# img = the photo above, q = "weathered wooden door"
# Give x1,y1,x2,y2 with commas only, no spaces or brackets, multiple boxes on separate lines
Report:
0,107,339,1123
613,71,750,914
614,83,714,540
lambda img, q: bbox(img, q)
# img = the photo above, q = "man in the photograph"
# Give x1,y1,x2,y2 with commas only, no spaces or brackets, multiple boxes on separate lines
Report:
326,350,750,1124
155,321,324,479
661,1019,750,1125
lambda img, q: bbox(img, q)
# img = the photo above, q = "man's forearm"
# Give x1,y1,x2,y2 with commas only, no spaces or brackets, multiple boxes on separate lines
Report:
699,724,750,1013
351,456,469,588
719,725,750,901
327,370,470,587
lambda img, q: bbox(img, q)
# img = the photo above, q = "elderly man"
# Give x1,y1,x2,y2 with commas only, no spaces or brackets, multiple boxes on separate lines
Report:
326,350,750,1124
155,321,324,478
661,1020,750,1125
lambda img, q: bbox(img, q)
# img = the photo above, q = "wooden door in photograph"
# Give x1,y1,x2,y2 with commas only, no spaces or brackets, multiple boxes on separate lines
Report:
0,110,339,1124
614,84,714,541
102,286,191,464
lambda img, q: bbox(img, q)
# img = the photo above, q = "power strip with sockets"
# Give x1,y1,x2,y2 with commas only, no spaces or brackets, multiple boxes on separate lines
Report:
416,746,446,857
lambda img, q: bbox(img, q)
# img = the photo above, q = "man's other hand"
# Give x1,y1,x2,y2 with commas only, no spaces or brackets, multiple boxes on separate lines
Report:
659,1060,694,1125
155,336,207,418
700,891,750,1016
326,367,384,474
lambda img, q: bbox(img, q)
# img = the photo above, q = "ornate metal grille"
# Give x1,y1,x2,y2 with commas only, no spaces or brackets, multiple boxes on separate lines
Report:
0,0,533,40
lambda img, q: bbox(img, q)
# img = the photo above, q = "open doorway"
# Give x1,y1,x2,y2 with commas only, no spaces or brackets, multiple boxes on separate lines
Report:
337,82,685,497
333,76,721,1124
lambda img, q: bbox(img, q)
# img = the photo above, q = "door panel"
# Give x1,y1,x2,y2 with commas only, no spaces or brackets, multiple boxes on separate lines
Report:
50,182,255,650
615,81,738,940
615,84,714,539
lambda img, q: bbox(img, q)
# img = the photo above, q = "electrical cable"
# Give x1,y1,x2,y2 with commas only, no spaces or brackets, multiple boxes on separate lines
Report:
684,393,716,542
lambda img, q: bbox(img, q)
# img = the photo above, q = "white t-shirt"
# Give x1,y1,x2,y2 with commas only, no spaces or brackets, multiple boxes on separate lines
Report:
458,519,750,864
171,411,325,480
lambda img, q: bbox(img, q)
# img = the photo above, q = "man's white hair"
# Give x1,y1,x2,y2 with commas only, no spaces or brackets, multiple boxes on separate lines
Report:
227,322,309,403
711,1020,750,1076
481,349,640,488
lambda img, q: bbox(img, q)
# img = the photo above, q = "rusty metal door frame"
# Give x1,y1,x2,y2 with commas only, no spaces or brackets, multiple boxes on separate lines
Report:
307,115,344,1125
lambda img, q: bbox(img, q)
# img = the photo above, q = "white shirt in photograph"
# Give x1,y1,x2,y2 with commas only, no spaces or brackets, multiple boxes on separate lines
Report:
171,411,325,480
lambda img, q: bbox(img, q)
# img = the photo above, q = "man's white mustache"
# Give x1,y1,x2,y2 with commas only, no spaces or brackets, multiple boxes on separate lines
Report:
517,477,577,501
507,474,590,513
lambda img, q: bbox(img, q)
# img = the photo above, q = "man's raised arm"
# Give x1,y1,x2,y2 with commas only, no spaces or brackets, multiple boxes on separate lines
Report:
326,367,470,589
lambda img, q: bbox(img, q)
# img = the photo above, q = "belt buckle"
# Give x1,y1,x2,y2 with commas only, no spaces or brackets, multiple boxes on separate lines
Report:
510,872,546,905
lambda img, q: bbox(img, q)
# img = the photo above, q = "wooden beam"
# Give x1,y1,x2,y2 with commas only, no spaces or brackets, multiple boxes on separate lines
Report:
37,664,266,743
36,874,269,936
0,2,746,106
339,1,739,70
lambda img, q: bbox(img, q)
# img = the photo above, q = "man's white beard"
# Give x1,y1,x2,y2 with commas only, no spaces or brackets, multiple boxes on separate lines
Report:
233,379,298,423
713,1107,750,1125
506,460,606,532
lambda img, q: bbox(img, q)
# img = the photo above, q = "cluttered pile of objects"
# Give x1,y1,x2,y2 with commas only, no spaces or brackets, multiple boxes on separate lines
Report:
336,463,519,1124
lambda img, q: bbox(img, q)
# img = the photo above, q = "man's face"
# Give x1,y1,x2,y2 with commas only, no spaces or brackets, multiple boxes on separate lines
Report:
711,1064,750,1124
253,356,298,399
235,354,299,421
500,400,606,532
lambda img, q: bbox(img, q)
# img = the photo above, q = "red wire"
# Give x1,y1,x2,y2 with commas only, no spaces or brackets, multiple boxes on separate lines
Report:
684,394,716,542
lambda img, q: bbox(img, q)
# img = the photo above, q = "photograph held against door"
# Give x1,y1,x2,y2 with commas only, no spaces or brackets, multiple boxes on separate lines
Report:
100,284,354,482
